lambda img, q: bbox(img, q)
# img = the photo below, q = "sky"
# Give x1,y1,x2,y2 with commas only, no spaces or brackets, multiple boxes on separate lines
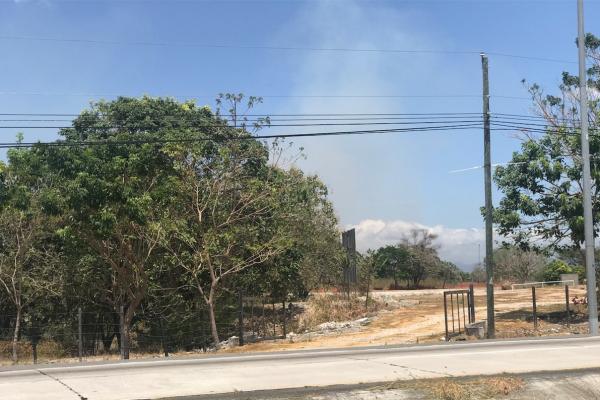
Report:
1,0,599,269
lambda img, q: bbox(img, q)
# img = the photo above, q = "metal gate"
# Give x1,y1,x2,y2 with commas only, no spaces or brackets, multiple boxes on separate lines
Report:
443,285,475,341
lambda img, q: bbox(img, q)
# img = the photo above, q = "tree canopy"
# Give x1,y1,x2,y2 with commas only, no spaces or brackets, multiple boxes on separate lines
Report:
494,34,600,251
0,96,344,361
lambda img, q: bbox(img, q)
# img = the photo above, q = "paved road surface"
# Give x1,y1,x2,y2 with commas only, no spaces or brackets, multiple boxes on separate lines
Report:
2,336,600,400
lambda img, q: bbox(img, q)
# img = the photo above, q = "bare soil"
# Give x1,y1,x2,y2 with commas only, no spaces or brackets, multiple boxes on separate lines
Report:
1,285,589,365
222,285,589,353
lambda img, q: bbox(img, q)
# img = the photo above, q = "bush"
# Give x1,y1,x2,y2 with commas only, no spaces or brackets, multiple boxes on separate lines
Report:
296,293,382,331
543,260,582,282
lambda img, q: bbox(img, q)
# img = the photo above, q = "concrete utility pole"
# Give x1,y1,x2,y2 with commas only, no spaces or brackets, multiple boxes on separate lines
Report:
481,53,495,338
577,0,599,335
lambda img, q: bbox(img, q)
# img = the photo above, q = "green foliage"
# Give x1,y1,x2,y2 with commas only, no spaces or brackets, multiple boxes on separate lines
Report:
371,229,463,289
494,34,600,251
0,95,343,354
542,259,584,282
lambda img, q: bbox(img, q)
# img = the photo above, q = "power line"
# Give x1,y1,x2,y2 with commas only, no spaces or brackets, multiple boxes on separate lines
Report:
0,119,485,129
0,90,530,100
0,115,581,128
0,35,577,64
0,112,484,117
0,123,484,149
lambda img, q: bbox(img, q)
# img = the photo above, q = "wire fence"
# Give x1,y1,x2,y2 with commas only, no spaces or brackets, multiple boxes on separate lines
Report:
0,295,297,364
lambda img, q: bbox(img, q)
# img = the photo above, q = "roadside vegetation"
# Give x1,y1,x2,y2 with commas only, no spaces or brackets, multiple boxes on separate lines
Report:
0,95,345,363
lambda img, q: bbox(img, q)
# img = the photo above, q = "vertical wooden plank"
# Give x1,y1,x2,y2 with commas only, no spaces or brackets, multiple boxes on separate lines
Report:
443,292,449,341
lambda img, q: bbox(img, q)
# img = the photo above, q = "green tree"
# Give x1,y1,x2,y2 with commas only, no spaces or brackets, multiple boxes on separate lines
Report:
493,34,600,251
16,97,215,358
401,229,440,289
435,261,463,289
374,245,411,289
0,156,62,363
543,259,576,282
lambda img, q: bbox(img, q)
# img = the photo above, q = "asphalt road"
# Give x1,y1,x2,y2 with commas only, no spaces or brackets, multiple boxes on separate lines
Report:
2,336,600,400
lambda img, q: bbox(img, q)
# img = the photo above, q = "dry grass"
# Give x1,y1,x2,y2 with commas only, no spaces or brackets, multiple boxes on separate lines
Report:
425,377,524,399
387,376,524,400
296,293,383,331
0,340,69,365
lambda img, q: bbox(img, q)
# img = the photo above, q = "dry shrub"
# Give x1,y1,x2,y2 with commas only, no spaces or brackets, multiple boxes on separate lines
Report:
423,376,524,399
0,340,68,364
429,379,467,400
479,377,524,396
296,293,382,330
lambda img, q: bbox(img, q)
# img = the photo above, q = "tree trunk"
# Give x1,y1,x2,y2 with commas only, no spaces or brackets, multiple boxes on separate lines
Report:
12,307,21,364
122,306,137,360
206,300,220,346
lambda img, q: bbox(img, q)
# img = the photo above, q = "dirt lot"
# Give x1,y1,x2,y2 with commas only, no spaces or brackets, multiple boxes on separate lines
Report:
222,285,589,354
0,285,588,365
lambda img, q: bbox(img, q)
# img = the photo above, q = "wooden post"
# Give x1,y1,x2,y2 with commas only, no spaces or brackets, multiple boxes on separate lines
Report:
565,285,571,328
261,299,265,338
443,292,449,341
272,300,276,337
238,292,244,346
78,307,83,362
469,284,475,323
462,293,467,330
365,277,370,312
119,305,126,360
250,299,255,337
159,317,168,357
532,287,538,329
282,300,286,338
457,293,461,334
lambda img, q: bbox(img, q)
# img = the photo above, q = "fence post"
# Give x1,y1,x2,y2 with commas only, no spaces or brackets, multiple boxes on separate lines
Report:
443,292,449,341
456,293,461,334
159,317,168,357
565,285,571,328
462,293,467,330
261,299,265,338
450,292,455,334
78,307,83,362
250,299,255,337
282,300,286,338
272,300,276,337
119,305,126,359
469,284,475,323
532,287,538,329
238,291,244,346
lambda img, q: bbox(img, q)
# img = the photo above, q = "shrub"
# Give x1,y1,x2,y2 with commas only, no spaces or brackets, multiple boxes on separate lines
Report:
296,293,382,331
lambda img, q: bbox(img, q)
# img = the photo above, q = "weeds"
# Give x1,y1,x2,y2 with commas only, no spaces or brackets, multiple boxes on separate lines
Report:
296,293,383,331
386,376,524,400
426,377,524,399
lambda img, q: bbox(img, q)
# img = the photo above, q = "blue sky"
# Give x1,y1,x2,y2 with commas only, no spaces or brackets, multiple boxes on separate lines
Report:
1,0,598,267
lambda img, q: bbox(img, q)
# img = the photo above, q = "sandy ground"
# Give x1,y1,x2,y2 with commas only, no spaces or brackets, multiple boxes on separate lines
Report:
1,285,588,365
221,285,589,354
